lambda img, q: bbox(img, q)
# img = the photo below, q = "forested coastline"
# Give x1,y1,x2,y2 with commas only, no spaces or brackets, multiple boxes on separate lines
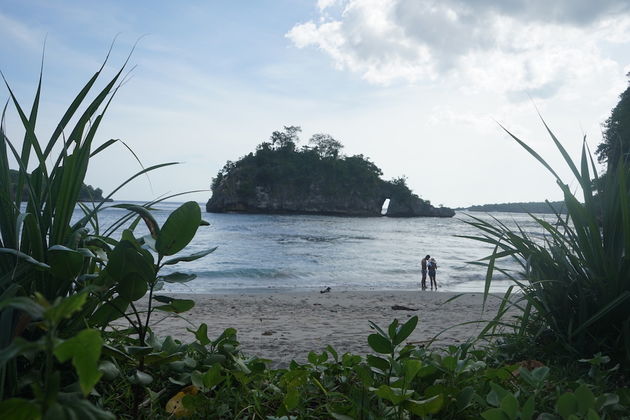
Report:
463,200,566,214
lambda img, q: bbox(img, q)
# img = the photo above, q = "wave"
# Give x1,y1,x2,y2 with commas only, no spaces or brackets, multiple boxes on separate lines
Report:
276,234,375,244
193,267,301,280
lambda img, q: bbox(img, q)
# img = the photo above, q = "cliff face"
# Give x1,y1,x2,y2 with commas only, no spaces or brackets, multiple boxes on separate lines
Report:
384,191,455,218
206,168,455,218
207,177,382,216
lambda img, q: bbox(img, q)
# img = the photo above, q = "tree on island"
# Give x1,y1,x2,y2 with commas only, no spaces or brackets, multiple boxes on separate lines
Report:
309,133,344,159
270,125,301,151
596,73,630,171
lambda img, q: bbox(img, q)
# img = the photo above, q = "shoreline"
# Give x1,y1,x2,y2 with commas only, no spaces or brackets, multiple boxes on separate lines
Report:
142,290,514,367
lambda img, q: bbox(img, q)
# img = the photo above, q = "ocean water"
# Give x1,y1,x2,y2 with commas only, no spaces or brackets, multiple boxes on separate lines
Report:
73,202,555,294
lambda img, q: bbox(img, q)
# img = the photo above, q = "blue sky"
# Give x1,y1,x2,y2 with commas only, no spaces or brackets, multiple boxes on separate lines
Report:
2,0,630,207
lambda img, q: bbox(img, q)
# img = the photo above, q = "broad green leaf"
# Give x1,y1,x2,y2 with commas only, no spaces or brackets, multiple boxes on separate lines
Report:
586,408,600,420
45,292,87,325
188,323,210,346
531,366,550,383
162,247,217,266
500,393,518,420
202,364,224,389
556,393,578,418
48,245,83,279
284,386,300,410
89,296,130,327
154,299,195,314
77,247,95,258
54,329,103,395
0,247,49,269
330,414,354,420
132,370,153,386
456,386,475,410
325,345,338,361
481,408,511,420
403,359,423,382
403,395,443,416
353,364,374,386
373,385,413,405
595,393,619,409
232,356,251,374
125,346,154,357
155,201,201,256
487,390,501,407
575,384,595,415
388,318,399,340
522,396,535,420
158,272,197,283
366,354,390,372
417,365,437,378
107,241,154,301
441,355,457,372
393,315,418,345
367,333,393,354
518,367,535,387
0,398,41,420
98,360,120,381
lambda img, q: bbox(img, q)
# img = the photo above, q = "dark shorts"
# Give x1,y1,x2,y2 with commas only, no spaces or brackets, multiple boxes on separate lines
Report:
421,269,427,279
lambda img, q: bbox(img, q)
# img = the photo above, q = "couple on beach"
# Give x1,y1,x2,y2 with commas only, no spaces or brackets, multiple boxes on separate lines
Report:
421,255,438,290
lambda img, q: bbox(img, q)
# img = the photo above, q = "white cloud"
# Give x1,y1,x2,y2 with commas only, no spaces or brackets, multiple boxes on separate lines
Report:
0,12,41,49
287,0,630,98
317,0,338,11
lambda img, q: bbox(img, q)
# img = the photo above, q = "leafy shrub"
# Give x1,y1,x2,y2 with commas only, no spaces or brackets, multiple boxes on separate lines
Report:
0,50,213,418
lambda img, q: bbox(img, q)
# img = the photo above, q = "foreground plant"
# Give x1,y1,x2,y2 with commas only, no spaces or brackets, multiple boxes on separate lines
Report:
0,47,216,419
463,118,630,369
112,316,626,419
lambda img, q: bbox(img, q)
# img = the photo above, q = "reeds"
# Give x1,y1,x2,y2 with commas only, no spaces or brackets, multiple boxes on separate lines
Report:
464,119,630,366
0,46,175,399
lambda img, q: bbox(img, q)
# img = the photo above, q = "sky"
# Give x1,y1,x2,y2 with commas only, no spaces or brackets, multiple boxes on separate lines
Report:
1,0,629,208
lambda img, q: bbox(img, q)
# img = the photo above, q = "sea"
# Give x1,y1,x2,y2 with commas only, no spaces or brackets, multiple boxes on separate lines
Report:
72,201,555,294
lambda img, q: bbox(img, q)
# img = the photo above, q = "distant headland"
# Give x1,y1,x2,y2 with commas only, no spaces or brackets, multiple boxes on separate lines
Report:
9,169,111,202
459,200,567,214
206,126,454,217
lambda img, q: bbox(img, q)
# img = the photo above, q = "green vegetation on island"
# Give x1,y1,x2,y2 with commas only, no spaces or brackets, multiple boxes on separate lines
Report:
9,169,111,202
207,126,454,217
596,72,630,171
1,53,629,419
463,200,567,214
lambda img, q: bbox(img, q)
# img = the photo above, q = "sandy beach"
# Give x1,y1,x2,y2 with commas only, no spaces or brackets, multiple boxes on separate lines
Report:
142,290,513,367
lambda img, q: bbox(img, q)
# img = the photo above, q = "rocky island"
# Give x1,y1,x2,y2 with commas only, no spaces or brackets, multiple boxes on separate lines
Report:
207,127,454,217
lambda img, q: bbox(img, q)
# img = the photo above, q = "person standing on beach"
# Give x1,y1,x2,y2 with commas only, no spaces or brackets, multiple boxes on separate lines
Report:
420,255,430,289
428,257,438,290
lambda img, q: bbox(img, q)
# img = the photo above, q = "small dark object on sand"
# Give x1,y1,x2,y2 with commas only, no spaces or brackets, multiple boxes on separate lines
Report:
320,287,331,294
391,305,418,311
